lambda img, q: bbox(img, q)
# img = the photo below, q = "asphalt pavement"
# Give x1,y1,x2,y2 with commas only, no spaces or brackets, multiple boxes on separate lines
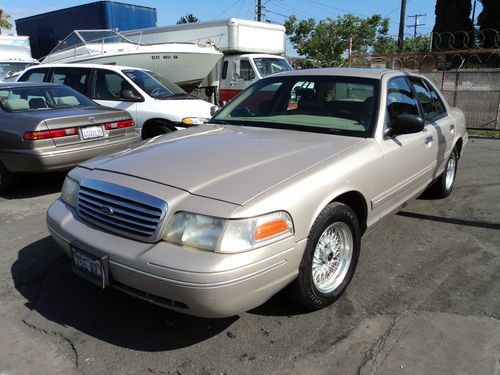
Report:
0,137,499,375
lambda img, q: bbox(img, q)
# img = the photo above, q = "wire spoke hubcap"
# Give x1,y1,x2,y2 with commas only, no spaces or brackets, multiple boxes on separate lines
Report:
312,222,353,294
445,154,456,190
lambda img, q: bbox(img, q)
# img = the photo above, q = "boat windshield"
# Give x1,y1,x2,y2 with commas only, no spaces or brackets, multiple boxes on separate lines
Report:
51,30,132,53
253,58,293,77
122,69,186,99
78,30,132,44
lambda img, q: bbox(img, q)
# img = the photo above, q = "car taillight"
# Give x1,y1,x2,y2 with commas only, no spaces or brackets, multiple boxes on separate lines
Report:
104,119,135,130
23,127,78,141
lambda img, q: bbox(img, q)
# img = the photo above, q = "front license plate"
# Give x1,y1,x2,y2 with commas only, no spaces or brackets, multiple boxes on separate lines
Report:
81,126,104,140
71,247,109,289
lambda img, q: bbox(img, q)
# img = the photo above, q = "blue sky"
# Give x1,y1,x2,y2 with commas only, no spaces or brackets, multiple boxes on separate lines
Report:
0,0,483,53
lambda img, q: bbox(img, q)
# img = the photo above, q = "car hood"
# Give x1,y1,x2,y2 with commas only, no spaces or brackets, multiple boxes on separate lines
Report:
82,124,364,205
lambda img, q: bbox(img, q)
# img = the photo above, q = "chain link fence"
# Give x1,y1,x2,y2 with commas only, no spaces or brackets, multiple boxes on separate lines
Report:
422,69,500,130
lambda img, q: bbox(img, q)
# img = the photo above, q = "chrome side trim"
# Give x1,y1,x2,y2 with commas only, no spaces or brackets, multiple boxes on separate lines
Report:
371,162,436,209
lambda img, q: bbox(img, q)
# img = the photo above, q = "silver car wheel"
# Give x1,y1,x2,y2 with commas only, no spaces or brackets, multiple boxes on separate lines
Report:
445,154,456,191
312,222,353,294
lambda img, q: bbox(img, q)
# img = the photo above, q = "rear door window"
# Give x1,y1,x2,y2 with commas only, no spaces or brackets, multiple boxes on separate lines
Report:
50,67,91,96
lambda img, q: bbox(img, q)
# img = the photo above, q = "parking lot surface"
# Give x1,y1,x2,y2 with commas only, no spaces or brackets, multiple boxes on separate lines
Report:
0,138,499,375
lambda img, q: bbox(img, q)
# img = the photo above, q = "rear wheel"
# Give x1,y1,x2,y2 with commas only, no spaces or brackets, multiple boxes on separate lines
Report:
290,202,360,310
0,161,19,195
428,147,458,198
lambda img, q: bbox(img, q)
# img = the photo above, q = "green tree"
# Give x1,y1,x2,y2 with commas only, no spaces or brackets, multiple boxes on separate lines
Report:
0,9,13,33
176,14,200,24
478,0,500,48
373,35,431,53
284,14,390,66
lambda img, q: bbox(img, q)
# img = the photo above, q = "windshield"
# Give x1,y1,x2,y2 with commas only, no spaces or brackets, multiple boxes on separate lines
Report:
212,75,379,137
0,63,33,80
52,30,132,53
253,58,293,77
122,69,187,99
0,85,95,112
78,30,131,44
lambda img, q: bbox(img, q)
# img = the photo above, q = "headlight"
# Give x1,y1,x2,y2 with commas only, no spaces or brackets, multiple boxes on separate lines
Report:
164,212,225,250
181,117,209,126
164,211,294,253
60,176,79,208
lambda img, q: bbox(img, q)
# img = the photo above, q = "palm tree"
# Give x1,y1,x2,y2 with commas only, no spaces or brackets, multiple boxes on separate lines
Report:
0,9,13,34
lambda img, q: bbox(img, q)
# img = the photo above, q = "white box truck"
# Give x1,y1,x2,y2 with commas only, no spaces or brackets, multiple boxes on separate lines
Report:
127,18,293,104
0,35,38,81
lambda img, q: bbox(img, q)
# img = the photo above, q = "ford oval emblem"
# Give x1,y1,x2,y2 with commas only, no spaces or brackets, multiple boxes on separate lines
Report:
99,205,114,215
88,116,96,123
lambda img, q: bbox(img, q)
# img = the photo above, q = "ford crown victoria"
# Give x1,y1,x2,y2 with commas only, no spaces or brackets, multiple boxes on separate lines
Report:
46,68,467,317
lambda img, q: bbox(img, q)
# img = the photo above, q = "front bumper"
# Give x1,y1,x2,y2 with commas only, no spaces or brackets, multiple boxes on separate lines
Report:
47,199,305,318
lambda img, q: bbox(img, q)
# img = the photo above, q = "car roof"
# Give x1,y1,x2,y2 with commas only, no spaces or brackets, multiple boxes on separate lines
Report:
274,67,403,80
25,63,147,72
0,82,64,89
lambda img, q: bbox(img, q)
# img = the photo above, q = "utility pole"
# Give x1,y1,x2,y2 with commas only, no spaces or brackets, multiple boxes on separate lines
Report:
256,0,263,22
471,0,478,26
397,0,407,52
407,13,426,39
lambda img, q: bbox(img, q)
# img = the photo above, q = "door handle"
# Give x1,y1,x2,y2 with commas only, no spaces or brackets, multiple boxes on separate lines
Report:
425,135,434,144
449,124,455,132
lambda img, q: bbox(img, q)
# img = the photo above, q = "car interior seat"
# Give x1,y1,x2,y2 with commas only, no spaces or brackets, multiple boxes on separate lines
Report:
29,98,48,109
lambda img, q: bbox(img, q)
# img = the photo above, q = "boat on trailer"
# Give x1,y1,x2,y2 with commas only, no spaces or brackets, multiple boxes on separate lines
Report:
41,30,222,92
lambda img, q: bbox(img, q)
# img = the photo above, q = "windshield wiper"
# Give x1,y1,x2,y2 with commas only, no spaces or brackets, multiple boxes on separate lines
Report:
158,93,196,99
209,119,232,125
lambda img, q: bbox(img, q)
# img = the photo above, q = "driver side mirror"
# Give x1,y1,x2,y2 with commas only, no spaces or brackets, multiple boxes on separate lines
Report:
233,60,241,79
210,105,220,117
121,89,141,101
389,114,425,136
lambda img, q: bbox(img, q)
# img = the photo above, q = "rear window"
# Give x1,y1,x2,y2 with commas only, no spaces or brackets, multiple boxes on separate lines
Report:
0,85,95,112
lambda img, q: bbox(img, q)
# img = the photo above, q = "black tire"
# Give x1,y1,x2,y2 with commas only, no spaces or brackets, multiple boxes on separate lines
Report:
0,161,19,195
141,124,174,140
427,147,458,199
290,202,361,310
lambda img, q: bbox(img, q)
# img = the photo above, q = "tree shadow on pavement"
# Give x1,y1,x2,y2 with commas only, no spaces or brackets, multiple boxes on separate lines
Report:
11,236,237,352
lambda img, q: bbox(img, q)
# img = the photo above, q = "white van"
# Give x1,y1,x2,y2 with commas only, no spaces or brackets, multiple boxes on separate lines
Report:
17,63,214,139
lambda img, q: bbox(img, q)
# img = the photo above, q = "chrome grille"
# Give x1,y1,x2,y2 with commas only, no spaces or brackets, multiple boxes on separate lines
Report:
77,179,168,243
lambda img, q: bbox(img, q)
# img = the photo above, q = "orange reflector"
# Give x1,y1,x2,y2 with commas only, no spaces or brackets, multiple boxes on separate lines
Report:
254,219,289,241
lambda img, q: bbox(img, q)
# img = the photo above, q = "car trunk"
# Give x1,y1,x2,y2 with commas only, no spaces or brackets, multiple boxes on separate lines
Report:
38,107,133,147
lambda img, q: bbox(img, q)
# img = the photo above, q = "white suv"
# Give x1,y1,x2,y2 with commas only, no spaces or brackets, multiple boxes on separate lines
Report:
17,64,214,139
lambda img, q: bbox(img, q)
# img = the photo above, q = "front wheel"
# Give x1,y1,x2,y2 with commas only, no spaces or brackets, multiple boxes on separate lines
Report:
290,202,361,310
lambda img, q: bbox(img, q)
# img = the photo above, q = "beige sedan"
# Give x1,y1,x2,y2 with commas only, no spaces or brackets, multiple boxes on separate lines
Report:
47,68,467,318
0,82,141,193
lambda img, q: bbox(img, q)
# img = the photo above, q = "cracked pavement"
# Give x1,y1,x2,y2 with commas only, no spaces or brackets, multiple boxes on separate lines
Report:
0,138,499,374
